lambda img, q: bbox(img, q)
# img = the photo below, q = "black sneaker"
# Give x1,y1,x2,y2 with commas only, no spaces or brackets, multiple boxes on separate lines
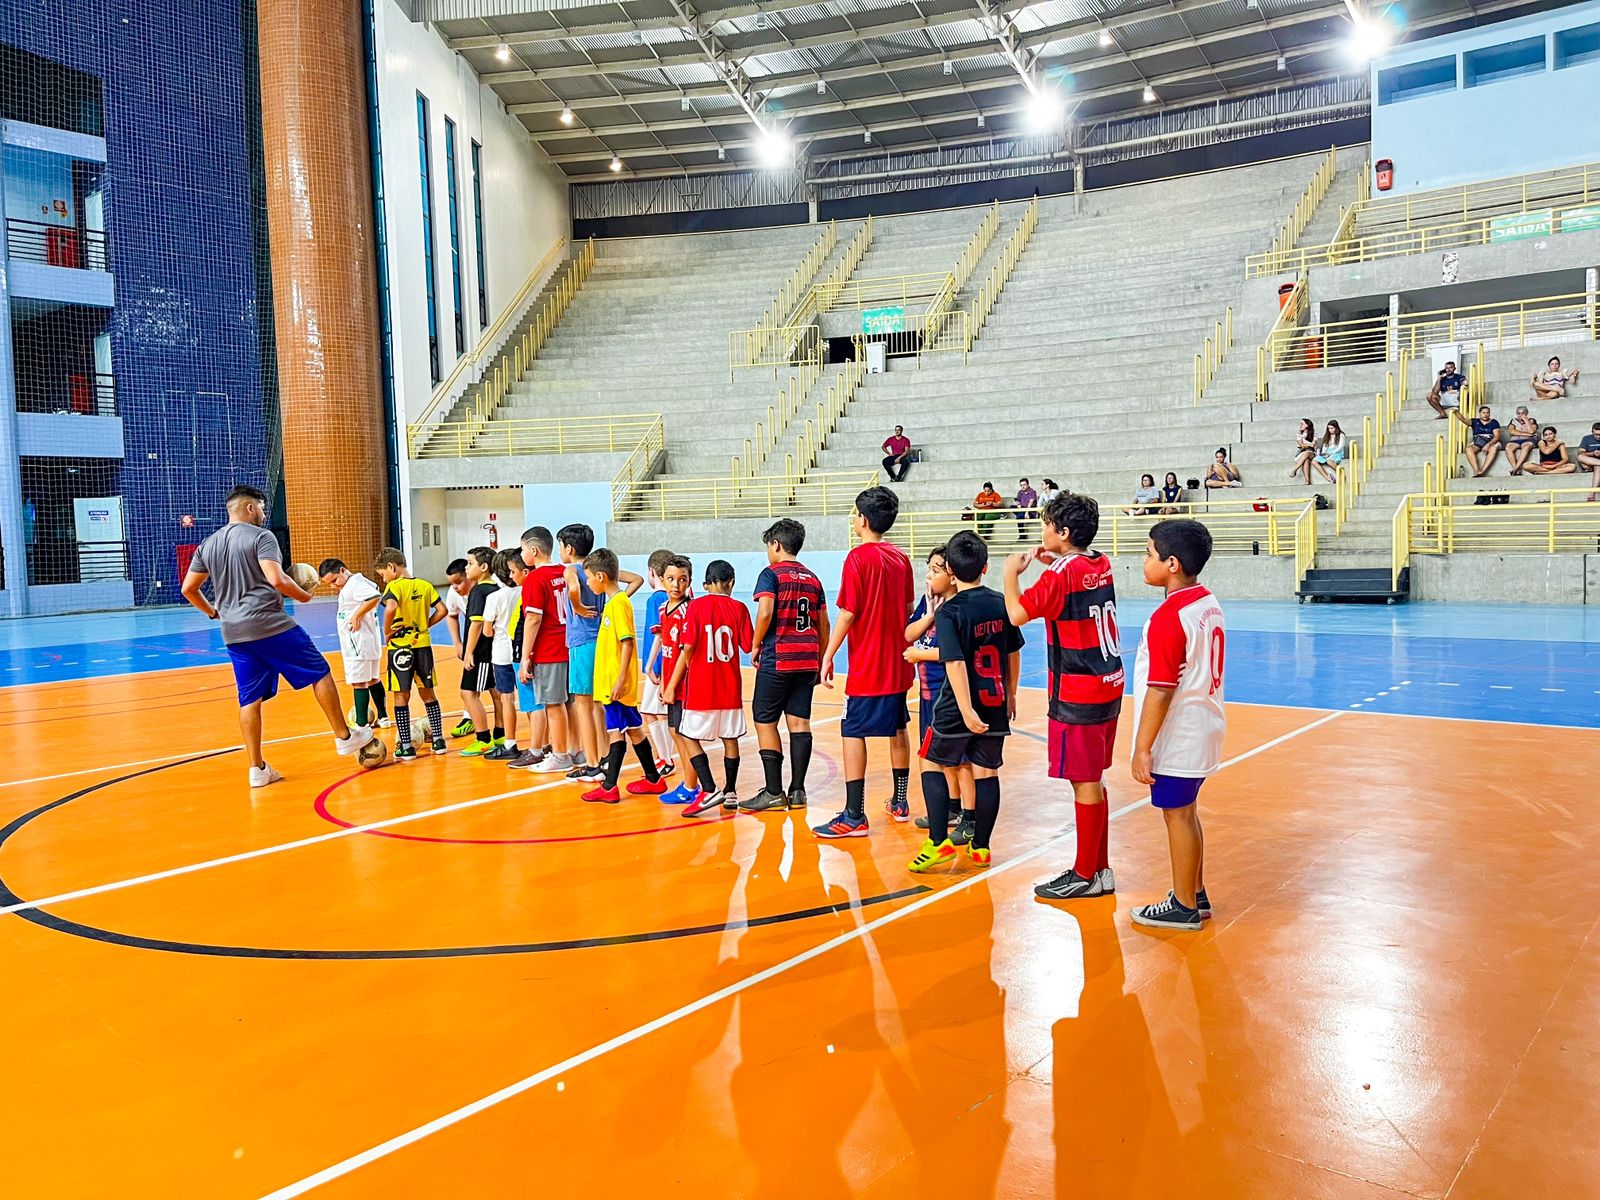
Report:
483,745,518,761
739,789,790,814
785,786,808,811
1131,892,1203,931
430,736,448,755
566,764,590,781
914,814,931,830
507,749,544,770
949,817,976,847
394,743,417,763
1195,887,1212,919
1033,868,1112,901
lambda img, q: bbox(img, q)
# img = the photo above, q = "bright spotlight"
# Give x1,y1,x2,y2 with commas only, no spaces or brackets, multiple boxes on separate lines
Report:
1143,85,1156,103
1024,88,1065,133
756,126,792,168
559,107,575,125
609,156,623,172
1098,30,1114,48
496,43,512,62
1346,14,1394,63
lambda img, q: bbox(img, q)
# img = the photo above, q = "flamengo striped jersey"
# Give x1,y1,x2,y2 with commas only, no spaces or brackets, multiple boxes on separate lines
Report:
753,560,826,673
1133,584,1226,777
1017,551,1124,724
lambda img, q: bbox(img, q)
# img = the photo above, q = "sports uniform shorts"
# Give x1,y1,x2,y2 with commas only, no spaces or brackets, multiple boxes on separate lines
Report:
1151,773,1206,810
516,678,542,714
639,674,667,718
1047,716,1118,782
751,668,817,725
679,707,746,741
531,660,569,706
567,640,596,695
603,702,643,732
227,624,330,707
841,692,910,739
463,660,496,694
667,699,684,732
920,726,1004,770
385,645,436,693
493,664,517,696
343,657,380,687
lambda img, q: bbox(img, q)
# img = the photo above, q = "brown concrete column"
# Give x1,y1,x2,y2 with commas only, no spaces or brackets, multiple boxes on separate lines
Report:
257,0,389,574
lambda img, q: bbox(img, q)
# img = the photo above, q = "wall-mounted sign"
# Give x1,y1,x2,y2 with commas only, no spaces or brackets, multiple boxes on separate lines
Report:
862,305,906,336
1489,210,1554,242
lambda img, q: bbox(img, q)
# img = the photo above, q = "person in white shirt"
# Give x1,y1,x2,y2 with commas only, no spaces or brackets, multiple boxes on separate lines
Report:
441,556,475,738
318,558,390,730
481,550,528,760
1128,519,1226,932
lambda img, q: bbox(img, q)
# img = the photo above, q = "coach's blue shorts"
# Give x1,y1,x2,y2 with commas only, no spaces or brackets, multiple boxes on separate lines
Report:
1151,774,1206,810
226,624,329,707
841,693,910,739
568,640,596,695
516,678,542,714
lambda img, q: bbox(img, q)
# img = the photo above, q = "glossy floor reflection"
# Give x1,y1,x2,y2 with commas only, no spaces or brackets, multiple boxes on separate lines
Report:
1,630,1597,1197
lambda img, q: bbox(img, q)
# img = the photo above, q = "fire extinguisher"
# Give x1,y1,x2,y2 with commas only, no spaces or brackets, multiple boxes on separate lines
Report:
1375,158,1394,192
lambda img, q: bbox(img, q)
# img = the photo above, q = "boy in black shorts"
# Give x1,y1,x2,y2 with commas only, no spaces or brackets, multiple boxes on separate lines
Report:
742,519,829,815
908,530,1022,872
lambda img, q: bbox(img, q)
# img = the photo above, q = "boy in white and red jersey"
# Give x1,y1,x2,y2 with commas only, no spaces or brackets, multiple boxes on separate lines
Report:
1002,492,1125,901
655,556,700,804
664,559,753,818
1128,519,1225,932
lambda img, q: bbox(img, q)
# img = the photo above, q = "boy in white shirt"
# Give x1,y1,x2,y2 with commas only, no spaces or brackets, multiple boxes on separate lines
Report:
481,550,525,761
1129,519,1226,932
441,557,475,738
318,558,389,730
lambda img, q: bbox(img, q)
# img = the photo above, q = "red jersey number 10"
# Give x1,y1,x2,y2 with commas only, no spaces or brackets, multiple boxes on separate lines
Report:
703,625,738,663
1207,625,1225,696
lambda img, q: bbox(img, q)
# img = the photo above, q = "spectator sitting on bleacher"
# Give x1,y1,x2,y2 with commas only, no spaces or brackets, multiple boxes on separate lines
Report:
1524,426,1577,477
1506,406,1540,474
1014,478,1038,537
881,426,913,482
1312,420,1348,485
1038,478,1062,507
1532,356,1579,401
1451,404,1503,477
1578,422,1600,499
1288,418,1317,484
1124,474,1160,516
1204,448,1242,489
1427,360,1467,418
1158,472,1184,514
973,481,1005,538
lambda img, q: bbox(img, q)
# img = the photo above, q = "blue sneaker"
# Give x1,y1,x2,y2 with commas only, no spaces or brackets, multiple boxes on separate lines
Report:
812,809,870,839
886,796,910,822
660,782,694,805
1131,892,1202,931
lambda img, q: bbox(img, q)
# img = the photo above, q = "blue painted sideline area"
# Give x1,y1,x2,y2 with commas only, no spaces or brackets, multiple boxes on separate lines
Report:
3,600,1598,730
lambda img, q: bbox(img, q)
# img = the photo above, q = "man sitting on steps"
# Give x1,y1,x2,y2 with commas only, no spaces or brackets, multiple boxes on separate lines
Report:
881,426,913,482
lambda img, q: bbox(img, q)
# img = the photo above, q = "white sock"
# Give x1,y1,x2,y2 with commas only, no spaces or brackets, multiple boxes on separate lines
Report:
647,721,673,759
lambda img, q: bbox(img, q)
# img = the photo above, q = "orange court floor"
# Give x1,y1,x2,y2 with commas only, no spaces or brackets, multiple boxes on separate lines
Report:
1,654,1597,1199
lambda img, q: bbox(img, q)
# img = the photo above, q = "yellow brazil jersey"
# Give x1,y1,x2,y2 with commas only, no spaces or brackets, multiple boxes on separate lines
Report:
383,577,441,649
593,590,640,707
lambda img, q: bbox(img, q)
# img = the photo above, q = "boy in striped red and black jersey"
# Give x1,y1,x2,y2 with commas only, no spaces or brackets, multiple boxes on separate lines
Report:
743,519,831,814
1002,491,1126,901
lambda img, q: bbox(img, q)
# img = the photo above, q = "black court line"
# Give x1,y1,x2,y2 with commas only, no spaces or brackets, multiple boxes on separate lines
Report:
0,752,930,961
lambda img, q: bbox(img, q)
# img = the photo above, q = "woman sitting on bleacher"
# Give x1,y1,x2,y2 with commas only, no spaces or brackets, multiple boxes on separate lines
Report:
1506,407,1540,475
1124,474,1160,516
1532,356,1579,402
1204,447,1242,490
1158,472,1185,514
1524,426,1577,477
1312,420,1348,485
1288,418,1317,485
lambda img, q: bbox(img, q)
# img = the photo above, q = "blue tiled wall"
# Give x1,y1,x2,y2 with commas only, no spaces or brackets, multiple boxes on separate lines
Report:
1,0,272,602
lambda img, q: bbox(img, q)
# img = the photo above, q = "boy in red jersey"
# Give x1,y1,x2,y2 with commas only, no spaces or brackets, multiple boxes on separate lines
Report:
663,559,753,818
655,556,699,804
742,518,830,815
1129,520,1225,932
516,525,574,775
1001,492,1125,900
816,486,915,839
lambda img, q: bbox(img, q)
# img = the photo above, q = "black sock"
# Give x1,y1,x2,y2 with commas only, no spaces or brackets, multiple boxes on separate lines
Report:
423,700,443,740
602,740,627,789
789,732,813,790
845,778,865,819
973,776,1001,850
395,707,412,746
723,753,740,795
477,727,492,745
760,749,784,795
893,767,910,804
354,687,370,727
493,726,505,742
921,770,951,844
369,684,388,717
690,753,713,795
632,738,660,782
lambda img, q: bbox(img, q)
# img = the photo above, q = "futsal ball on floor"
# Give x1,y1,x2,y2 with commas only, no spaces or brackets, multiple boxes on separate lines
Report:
358,738,390,771
292,562,319,593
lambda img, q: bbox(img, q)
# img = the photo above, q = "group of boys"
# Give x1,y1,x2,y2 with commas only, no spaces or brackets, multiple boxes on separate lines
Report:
319,481,1227,931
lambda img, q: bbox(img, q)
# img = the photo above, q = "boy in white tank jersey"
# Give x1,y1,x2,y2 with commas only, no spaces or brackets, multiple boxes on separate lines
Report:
1129,519,1226,932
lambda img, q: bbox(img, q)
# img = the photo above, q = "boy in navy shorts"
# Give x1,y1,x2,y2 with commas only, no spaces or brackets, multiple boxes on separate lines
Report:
1002,492,1125,901
908,531,1022,871
905,545,976,845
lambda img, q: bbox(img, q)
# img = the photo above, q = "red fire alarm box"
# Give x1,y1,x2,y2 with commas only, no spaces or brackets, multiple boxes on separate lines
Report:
1375,158,1394,192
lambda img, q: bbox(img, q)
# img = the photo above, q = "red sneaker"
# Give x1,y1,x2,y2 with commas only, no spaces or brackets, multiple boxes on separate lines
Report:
655,758,675,776
626,776,669,795
681,789,722,818
582,785,621,804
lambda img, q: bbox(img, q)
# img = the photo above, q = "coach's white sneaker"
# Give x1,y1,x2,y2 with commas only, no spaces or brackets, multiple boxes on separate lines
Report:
249,763,285,788
335,725,375,756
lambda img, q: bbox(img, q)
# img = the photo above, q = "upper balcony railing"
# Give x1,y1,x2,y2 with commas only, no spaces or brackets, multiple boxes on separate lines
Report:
17,372,117,417
5,219,109,271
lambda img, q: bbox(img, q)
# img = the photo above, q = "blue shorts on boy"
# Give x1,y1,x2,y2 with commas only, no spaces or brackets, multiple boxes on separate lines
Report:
603,702,642,732
492,663,518,696
568,641,596,695
841,693,909,739
1151,774,1205,809
226,625,330,706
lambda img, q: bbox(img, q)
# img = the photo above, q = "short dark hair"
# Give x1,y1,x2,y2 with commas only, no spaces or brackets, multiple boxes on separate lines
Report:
663,554,692,579
1150,519,1213,576
375,547,407,569
467,546,494,571
225,484,267,507
520,526,553,556
557,523,594,557
762,517,806,555
942,530,988,583
982,481,993,490
854,486,899,534
583,547,619,581
1042,492,1099,549
704,558,736,587
317,558,347,579
647,548,674,580
926,543,948,564
446,557,467,577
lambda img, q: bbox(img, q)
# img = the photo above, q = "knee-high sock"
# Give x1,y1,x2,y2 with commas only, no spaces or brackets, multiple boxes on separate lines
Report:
601,740,628,789
632,737,660,782
1074,800,1107,879
760,749,784,795
368,683,388,718
690,753,714,796
394,706,412,746
354,687,370,727
972,777,1001,850
788,732,813,790
921,770,951,844
423,699,444,741
723,753,740,795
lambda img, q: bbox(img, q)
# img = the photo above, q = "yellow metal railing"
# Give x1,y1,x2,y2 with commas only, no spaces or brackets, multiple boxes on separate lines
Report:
1400,487,1600,559
1354,159,1600,234
790,356,867,476
611,417,668,515
1191,306,1235,405
414,412,662,461
1254,275,1307,401
813,271,954,313
729,217,874,376
968,196,1040,342
1391,495,1411,592
733,358,826,479
1262,146,1339,266
758,221,839,331
1265,292,1596,375
619,470,879,522
1331,352,1411,534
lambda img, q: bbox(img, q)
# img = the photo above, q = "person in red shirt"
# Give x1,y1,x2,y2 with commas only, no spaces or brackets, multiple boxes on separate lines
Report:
516,526,574,774
816,486,915,839
881,425,913,482
654,556,699,804
663,560,753,818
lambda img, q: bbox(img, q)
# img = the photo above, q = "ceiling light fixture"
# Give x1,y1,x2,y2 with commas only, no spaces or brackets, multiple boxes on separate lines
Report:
756,125,792,168
1346,13,1394,63
977,112,985,128
1143,85,1156,103
718,146,726,160
1277,54,1287,71
864,129,872,143
609,156,623,172
559,107,574,125
681,96,691,111
495,43,511,62
817,80,826,94
943,60,954,76
1023,87,1066,134
1098,30,1114,48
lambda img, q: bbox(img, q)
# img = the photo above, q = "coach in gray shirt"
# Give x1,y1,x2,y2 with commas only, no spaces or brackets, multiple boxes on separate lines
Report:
181,484,373,788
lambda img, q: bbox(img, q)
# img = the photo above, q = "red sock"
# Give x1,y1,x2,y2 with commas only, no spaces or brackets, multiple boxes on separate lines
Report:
1073,801,1107,880
1097,788,1111,871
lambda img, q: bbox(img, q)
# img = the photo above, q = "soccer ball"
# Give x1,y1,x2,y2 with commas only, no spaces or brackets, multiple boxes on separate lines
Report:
292,562,319,593
358,738,390,771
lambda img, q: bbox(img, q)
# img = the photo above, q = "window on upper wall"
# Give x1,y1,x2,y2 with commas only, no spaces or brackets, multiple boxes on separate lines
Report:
471,141,488,330
417,94,440,385
443,117,465,357
1377,56,1458,104
1555,22,1600,69
1464,36,1547,88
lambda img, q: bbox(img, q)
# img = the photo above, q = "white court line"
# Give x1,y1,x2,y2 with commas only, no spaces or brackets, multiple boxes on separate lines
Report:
257,708,1347,1200
0,730,329,790
0,718,841,917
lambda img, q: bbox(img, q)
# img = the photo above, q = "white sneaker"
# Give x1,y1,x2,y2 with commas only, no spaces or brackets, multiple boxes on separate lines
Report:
377,717,395,729
335,725,375,756
1096,868,1116,894
249,763,285,788
532,753,573,774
